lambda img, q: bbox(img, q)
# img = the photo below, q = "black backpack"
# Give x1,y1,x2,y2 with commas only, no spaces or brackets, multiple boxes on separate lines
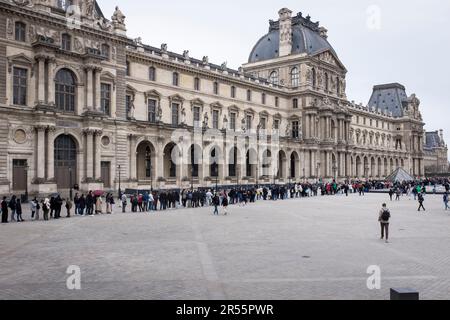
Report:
381,209,391,221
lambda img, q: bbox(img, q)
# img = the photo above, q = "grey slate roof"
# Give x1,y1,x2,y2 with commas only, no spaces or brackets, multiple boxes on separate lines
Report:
425,131,443,149
94,1,105,19
368,83,409,118
248,15,337,63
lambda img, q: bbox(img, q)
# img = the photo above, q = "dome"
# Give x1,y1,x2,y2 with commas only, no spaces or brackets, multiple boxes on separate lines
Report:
248,13,337,63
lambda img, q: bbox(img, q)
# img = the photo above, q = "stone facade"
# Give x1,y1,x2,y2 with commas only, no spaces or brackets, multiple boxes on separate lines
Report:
0,1,435,196
424,130,449,174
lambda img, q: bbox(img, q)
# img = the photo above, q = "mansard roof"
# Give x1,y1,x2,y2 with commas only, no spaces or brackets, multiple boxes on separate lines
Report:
368,83,409,118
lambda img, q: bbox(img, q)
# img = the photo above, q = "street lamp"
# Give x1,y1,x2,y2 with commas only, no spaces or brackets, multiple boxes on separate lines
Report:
69,166,73,200
117,164,122,199
24,163,29,203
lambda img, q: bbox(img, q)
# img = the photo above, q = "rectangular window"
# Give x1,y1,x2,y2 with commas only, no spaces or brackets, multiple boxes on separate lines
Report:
246,115,252,131
292,121,299,139
126,95,132,118
173,73,179,86
274,119,280,130
193,106,201,128
148,99,156,123
194,77,200,91
247,90,252,102
61,34,71,51
212,110,219,130
230,112,236,131
100,83,111,116
13,67,27,106
15,22,26,42
260,117,266,130
262,93,266,105
293,98,298,109
231,86,236,98
171,103,179,126
214,82,219,95
275,97,279,107
149,67,156,81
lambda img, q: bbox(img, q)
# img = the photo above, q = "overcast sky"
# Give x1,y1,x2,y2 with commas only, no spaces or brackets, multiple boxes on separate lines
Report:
98,0,450,156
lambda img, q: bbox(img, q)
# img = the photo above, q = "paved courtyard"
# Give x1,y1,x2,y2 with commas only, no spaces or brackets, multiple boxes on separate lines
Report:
0,193,449,300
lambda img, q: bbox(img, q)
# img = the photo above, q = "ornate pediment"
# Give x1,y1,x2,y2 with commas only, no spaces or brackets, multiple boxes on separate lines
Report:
145,89,162,100
315,50,346,71
190,98,205,106
7,53,34,74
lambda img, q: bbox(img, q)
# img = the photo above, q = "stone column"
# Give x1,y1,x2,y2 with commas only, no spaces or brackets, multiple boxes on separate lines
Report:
85,66,94,110
129,134,137,180
326,151,331,177
35,126,46,180
94,130,102,180
85,129,94,180
36,55,46,105
46,126,56,181
95,67,102,111
47,58,56,106
305,115,310,139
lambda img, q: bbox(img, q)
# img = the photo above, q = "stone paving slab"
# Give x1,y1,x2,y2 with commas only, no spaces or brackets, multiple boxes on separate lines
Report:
0,193,449,300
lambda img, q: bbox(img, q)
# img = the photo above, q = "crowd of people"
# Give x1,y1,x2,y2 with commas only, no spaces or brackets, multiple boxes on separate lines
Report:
1,178,450,224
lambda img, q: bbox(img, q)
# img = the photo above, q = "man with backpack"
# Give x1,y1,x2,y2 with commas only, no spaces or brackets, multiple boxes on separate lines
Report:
379,203,391,243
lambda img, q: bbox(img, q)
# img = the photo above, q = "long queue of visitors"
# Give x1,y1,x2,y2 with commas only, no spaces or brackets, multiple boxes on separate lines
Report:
1,178,450,224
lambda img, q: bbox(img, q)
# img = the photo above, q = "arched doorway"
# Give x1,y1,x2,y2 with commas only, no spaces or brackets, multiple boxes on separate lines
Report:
136,141,156,183
163,143,179,179
290,151,299,179
277,150,287,179
246,149,257,178
188,144,202,178
356,156,362,178
262,149,272,177
209,146,221,178
228,146,240,178
54,134,77,189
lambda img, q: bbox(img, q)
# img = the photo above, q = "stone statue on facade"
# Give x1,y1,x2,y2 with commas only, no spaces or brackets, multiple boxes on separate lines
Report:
202,56,209,65
161,43,168,52
111,6,126,31
223,115,228,130
180,107,186,124
203,112,209,128
84,0,95,18
127,97,135,120
156,104,163,122
285,123,291,137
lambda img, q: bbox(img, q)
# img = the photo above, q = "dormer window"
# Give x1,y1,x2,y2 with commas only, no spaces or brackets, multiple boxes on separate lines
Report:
269,71,278,85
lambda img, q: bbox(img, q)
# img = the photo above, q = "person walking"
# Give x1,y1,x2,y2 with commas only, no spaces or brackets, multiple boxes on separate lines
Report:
42,198,50,221
1,197,8,223
222,193,229,216
78,194,86,216
212,194,220,216
121,193,128,213
444,192,449,211
9,195,17,222
378,203,391,243
395,189,401,201
389,189,394,201
54,195,63,219
95,195,103,214
65,198,73,218
16,198,24,222
31,197,37,220
418,193,426,212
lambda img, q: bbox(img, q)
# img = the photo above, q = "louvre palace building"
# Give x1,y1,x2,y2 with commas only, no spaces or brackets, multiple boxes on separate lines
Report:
0,0,446,196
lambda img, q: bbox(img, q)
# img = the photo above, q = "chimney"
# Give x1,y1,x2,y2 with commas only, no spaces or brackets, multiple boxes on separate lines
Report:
439,129,444,142
278,8,292,57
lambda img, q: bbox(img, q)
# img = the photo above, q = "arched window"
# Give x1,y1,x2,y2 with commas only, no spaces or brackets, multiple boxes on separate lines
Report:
269,71,278,85
173,72,179,86
101,44,110,59
15,22,26,42
55,69,76,112
61,33,71,51
291,67,299,87
149,66,156,81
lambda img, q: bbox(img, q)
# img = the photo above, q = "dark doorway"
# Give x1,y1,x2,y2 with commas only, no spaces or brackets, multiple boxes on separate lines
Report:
101,161,111,188
54,135,77,189
12,159,27,191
